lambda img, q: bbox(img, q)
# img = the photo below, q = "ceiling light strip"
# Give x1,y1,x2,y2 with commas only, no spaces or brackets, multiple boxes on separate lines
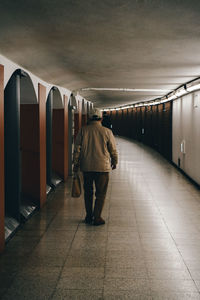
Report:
81,87,171,92
102,77,200,111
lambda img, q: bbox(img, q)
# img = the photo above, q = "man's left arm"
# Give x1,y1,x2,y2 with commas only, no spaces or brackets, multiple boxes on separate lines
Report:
107,132,118,169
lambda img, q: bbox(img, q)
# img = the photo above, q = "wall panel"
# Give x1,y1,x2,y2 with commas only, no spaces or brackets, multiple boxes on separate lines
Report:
127,108,133,138
0,65,4,252
157,104,163,154
151,105,158,151
117,110,123,135
110,110,117,135
132,108,137,139
63,95,68,180
145,106,153,146
52,109,64,178
136,107,142,141
162,102,172,160
173,93,200,185
20,104,40,201
122,109,128,137
38,84,46,207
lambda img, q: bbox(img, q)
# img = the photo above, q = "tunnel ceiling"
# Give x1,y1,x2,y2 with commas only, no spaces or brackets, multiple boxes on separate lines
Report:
0,0,200,108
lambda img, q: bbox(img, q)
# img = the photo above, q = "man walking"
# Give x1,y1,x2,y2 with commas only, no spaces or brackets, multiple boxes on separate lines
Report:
73,108,118,226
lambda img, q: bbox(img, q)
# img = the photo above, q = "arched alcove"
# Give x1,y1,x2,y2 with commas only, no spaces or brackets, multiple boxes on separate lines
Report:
4,69,38,240
46,87,63,190
20,74,37,104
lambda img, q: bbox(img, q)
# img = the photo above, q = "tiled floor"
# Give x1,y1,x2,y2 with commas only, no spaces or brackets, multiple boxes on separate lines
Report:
1,137,200,299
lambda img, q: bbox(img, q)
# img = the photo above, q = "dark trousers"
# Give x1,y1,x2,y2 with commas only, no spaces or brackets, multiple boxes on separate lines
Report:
83,172,109,220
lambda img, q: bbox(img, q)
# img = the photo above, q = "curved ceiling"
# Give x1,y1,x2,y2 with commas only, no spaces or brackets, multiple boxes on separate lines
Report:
0,0,200,108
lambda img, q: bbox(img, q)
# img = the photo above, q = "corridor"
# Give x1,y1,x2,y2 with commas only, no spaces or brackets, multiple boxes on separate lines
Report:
1,137,200,299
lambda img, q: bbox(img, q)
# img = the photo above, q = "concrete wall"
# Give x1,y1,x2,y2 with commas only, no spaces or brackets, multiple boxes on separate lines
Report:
172,91,200,185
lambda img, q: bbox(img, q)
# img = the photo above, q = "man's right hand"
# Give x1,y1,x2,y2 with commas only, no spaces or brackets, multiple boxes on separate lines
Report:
111,164,116,170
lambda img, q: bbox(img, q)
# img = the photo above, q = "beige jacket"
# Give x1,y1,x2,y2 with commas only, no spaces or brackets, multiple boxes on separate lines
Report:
73,121,118,172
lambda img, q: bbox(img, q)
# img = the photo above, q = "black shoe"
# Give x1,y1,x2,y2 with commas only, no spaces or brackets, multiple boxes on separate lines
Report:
84,216,93,224
93,217,105,226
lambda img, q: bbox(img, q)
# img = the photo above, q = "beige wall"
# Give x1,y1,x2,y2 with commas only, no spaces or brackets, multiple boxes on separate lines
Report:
172,91,200,185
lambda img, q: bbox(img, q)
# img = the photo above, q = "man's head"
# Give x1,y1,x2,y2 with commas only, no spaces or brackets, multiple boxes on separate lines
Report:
89,108,102,121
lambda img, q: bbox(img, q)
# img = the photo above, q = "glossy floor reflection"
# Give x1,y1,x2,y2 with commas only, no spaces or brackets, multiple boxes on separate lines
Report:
1,137,200,299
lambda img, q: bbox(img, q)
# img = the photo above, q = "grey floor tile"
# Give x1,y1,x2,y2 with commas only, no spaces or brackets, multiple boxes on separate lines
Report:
0,270,17,297
0,253,29,270
56,275,104,290
147,269,192,280
104,278,151,293
25,253,66,267
139,232,172,239
174,238,200,247
105,266,148,279
64,254,105,268
19,265,61,278
107,231,140,240
14,229,45,238
195,281,200,292
172,233,200,240
33,245,70,256
178,248,200,260
1,137,200,300
190,270,200,280
40,232,75,244
143,250,182,260
67,248,106,258
103,290,152,300
185,260,200,270
70,240,107,250
149,279,198,292
4,243,38,256
150,292,200,299
145,259,187,270
61,267,104,278
51,289,103,300
108,225,138,232
74,231,107,239
106,249,143,258
106,242,140,251
0,273,58,300
141,238,176,247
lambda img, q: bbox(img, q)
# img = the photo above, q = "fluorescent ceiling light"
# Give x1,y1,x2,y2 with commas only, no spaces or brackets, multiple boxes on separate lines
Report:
174,86,187,98
186,78,200,92
80,87,171,92
187,83,200,92
121,105,131,110
151,101,161,106
160,96,170,103
135,103,144,107
100,78,200,111
167,93,177,101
